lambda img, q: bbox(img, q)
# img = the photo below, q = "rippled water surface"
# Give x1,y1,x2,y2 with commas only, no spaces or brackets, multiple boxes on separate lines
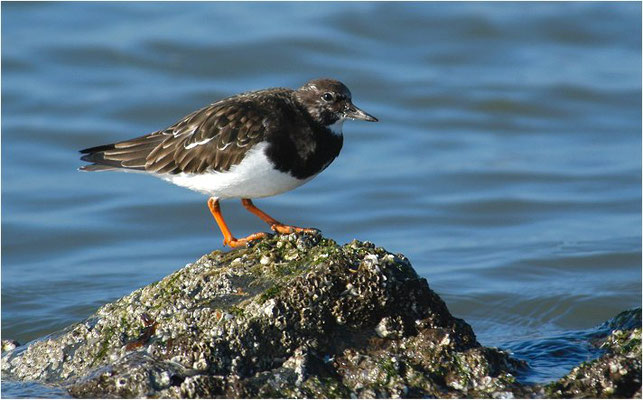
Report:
2,2,641,395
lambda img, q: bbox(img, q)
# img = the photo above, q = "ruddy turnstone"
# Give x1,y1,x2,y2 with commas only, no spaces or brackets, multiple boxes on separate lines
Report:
80,78,377,247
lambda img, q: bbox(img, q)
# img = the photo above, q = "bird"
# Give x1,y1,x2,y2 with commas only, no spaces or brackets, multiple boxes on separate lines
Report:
79,78,378,247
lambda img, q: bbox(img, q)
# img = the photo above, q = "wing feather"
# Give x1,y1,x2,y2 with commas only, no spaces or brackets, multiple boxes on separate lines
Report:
145,98,278,174
80,88,293,174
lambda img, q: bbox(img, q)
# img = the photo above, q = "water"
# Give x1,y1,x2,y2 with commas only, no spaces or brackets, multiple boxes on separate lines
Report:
2,2,641,395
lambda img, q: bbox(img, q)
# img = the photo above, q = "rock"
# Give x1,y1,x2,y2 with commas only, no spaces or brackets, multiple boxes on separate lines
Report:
1,233,524,397
1,233,640,398
544,309,641,399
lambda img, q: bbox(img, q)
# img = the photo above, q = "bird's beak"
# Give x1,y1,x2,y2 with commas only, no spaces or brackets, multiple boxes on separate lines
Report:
345,103,378,122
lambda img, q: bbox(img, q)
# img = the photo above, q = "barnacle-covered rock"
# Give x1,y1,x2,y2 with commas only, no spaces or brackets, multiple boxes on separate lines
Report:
1,233,639,398
545,309,641,399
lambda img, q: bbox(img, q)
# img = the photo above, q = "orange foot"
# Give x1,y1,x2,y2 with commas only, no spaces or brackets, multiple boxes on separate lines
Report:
208,198,272,248
269,224,320,235
223,232,269,248
241,199,320,236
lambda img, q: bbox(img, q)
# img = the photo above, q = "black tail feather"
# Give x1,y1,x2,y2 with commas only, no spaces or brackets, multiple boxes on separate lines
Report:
79,143,116,154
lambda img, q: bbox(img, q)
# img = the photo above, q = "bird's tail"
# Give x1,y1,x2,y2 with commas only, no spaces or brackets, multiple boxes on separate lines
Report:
78,134,163,172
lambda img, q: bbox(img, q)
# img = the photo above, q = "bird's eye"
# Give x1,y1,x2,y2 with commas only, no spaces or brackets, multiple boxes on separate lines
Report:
322,93,334,102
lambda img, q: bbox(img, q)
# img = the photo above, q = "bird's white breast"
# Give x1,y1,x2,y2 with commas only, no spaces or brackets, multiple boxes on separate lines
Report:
159,142,313,199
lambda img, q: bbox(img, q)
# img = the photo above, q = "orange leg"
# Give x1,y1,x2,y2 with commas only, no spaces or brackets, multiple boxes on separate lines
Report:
241,198,319,235
207,197,267,247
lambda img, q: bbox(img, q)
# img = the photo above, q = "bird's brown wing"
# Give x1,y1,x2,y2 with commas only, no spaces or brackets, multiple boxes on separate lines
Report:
80,97,273,174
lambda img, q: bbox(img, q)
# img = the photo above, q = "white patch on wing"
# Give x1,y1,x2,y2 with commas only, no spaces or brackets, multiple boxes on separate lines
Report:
217,142,233,151
165,125,197,137
328,119,344,136
160,142,313,199
184,137,214,149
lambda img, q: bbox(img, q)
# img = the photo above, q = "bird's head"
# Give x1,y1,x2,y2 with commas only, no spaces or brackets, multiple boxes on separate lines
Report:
294,78,378,127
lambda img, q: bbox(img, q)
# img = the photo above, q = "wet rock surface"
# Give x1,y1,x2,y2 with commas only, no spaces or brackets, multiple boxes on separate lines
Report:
2,233,641,398
545,309,641,399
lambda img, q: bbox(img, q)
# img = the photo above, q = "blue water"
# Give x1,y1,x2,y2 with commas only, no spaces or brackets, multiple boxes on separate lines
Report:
2,2,641,395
